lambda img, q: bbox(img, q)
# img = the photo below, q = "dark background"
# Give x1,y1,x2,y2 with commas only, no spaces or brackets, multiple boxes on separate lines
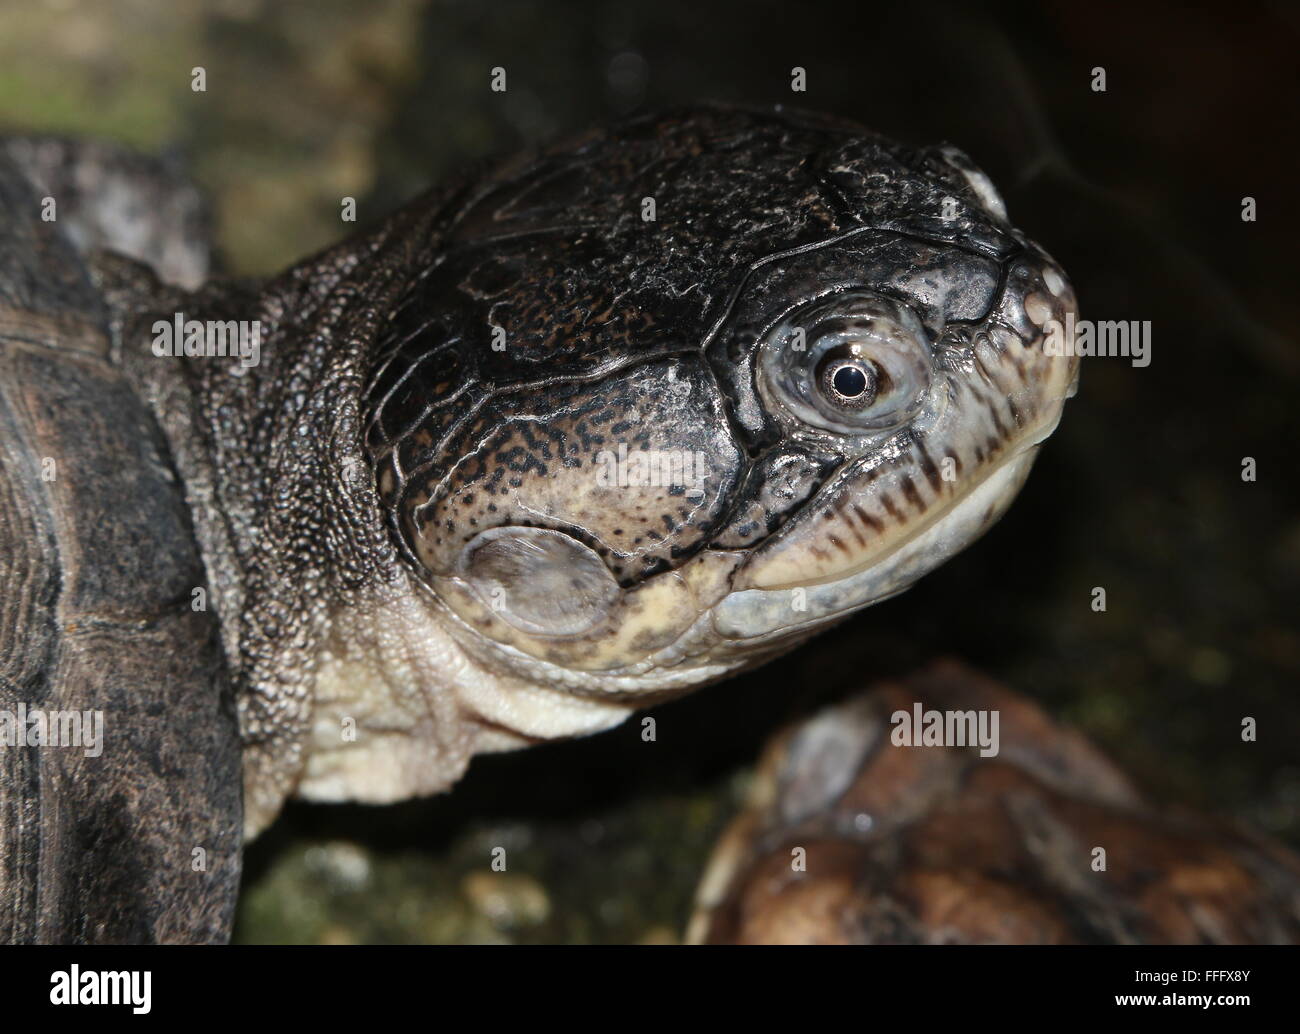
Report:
2,0,1296,942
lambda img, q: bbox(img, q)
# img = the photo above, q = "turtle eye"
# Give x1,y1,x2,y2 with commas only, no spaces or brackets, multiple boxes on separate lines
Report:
761,290,934,436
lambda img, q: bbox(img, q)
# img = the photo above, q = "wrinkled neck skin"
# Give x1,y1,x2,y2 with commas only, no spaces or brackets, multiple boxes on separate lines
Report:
100,192,754,839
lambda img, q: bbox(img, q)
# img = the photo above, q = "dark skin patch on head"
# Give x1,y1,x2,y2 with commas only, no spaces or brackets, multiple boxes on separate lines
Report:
852,504,884,533
916,442,943,493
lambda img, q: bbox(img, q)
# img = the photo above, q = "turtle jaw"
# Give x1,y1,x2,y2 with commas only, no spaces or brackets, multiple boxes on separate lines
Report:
708,441,1043,643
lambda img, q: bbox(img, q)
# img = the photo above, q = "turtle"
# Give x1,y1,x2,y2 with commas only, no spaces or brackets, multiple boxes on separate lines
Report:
688,661,1300,945
0,104,1079,944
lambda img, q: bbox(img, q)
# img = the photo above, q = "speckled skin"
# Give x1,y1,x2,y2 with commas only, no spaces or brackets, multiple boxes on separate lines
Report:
9,106,1079,940
690,663,1300,945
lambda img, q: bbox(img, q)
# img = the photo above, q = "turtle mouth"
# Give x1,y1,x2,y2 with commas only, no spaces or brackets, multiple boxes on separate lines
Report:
709,425,1051,643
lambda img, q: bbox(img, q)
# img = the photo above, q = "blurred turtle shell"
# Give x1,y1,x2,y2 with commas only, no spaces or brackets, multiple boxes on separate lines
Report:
689,661,1300,945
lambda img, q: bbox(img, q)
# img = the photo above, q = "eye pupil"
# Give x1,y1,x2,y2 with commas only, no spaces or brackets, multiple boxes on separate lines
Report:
832,364,868,398
817,353,879,411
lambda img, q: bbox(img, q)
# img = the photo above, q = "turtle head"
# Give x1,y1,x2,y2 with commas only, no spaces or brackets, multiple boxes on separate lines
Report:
709,229,1080,641
333,107,1078,787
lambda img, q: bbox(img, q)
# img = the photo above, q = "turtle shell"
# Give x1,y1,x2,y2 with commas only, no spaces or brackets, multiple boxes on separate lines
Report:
689,663,1300,945
0,151,240,943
